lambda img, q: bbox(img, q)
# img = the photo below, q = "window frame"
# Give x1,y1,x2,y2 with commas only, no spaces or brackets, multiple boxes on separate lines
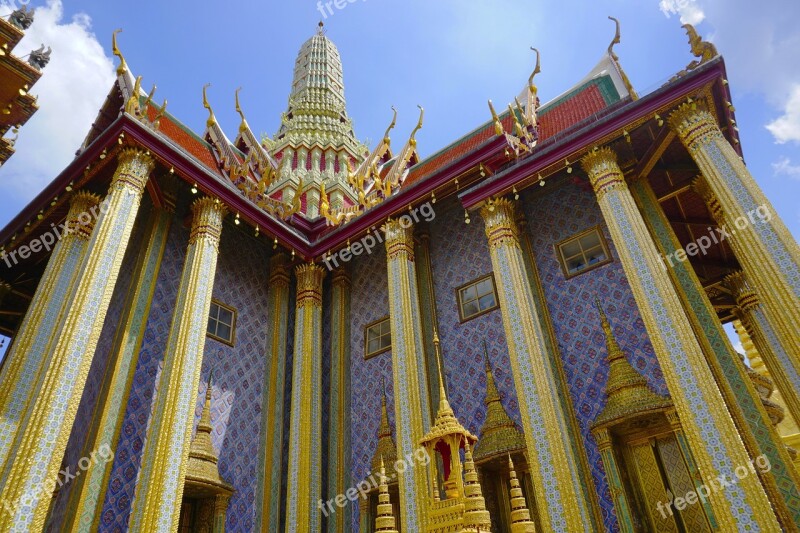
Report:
207,299,237,346
555,226,612,279
364,316,392,359
455,273,500,323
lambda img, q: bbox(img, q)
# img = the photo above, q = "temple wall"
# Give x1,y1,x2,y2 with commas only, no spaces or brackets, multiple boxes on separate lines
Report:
97,208,273,532
520,182,668,531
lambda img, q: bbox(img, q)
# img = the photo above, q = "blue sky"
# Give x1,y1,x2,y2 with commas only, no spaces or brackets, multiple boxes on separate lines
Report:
0,0,798,239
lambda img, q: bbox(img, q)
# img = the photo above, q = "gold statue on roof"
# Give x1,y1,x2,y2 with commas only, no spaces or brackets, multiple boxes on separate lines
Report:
202,83,217,128
112,29,128,75
683,23,718,66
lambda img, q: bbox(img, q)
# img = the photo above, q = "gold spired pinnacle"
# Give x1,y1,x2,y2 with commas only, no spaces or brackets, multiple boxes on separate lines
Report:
375,458,400,533
185,373,233,494
372,379,398,478
508,455,536,533
462,442,492,531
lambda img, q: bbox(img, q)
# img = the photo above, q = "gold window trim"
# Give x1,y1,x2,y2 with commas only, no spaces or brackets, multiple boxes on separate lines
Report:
555,225,612,279
207,299,237,347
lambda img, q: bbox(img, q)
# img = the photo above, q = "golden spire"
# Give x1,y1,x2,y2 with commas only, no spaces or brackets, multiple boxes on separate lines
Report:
375,457,399,533
203,83,217,128
462,442,492,531
112,29,128,75
372,378,397,477
474,341,526,462
507,455,536,532
185,373,233,495
488,100,505,136
607,17,639,100
591,298,671,429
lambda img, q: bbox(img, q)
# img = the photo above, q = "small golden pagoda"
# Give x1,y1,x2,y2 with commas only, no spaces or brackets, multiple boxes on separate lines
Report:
507,455,536,533
420,330,491,532
371,379,398,480
375,457,400,533
178,375,234,532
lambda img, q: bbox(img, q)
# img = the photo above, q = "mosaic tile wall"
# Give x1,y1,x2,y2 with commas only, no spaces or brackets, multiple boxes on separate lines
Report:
96,205,273,532
45,206,151,530
521,182,668,531
349,246,393,531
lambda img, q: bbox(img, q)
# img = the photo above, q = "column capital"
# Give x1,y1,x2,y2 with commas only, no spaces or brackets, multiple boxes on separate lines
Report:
725,271,760,313
383,218,415,262
213,494,230,514
593,427,612,451
189,197,227,246
668,104,723,153
66,190,102,240
295,263,325,308
581,147,625,198
665,409,682,432
692,176,724,222
268,253,291,288
480,197,519,248
112,148,155,194
332,266,351,289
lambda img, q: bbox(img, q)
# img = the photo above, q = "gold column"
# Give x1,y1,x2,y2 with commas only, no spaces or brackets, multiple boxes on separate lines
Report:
285,263,325,532
414,229,440,416
213,494,230,533
0,149,154,532
581,147,779,530
383,219,431,531
0,191,101,471
63,207,171,532
129,197,227,532
671,105,800,394
328,267,351,533
255,253,291,533
594,429,635,533
727,271,800,431
480,198,594,532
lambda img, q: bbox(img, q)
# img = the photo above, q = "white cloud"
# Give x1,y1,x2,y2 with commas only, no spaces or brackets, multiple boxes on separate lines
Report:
766,85,800,144
772,156,800,179
659,0,706,25
0,0,114,207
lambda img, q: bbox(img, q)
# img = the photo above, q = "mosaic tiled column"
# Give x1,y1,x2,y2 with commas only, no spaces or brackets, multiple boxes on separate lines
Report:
414,229,441,416
285,263,325,532
479,198,594,532
383,219,431,531
671,105,800,393
582,147,779,531
0,149,154,532
0,191,101,472
727,272,800,429
328,267,352,533
630,179,800,526
129,197,226,532
593,428,634,533
255,253,291,533
213,494,230,533
63,207,172,532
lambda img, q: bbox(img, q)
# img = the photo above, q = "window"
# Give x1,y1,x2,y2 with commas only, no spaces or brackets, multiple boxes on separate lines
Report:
365,317,391,359
456,274,499,322
556,227,611,278
207,300,236,345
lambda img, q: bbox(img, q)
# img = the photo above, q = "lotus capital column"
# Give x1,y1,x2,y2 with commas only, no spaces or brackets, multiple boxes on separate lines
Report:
480,197,594,532
582,146,779,530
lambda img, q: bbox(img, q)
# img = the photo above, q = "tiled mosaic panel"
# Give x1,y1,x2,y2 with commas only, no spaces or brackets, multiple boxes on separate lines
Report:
279,277,296,533
321,273,333,531
349,247,393,532
427,199,520,435
46,206,151,531
521,183,669,532
98,212,188,532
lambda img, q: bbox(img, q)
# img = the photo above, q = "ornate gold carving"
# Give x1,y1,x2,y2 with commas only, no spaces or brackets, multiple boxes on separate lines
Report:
371,381,398,480
375,458,400,533
581,147,625,198
112,148,154,194
508,455,536,533
65,191,102,240
189,197,226,246
692,175,724,222
462,443,492,530
668,104,723,153
383,218,415,262
295,263,325,308
725,271,760,313
480,197,519,249
683,24,718,66
268,253,291,288
607,16,639,100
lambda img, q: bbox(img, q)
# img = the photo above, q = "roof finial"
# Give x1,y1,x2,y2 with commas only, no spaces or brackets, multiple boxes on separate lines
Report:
409,105,424,144
318,20,325,34
607,17,639,100
112,29,128,75
203,83,217,128
528,47,541,92
235,87,249,133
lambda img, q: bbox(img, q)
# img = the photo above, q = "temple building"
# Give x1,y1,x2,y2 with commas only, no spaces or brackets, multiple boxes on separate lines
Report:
0,6,50,166
0,17,799,533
